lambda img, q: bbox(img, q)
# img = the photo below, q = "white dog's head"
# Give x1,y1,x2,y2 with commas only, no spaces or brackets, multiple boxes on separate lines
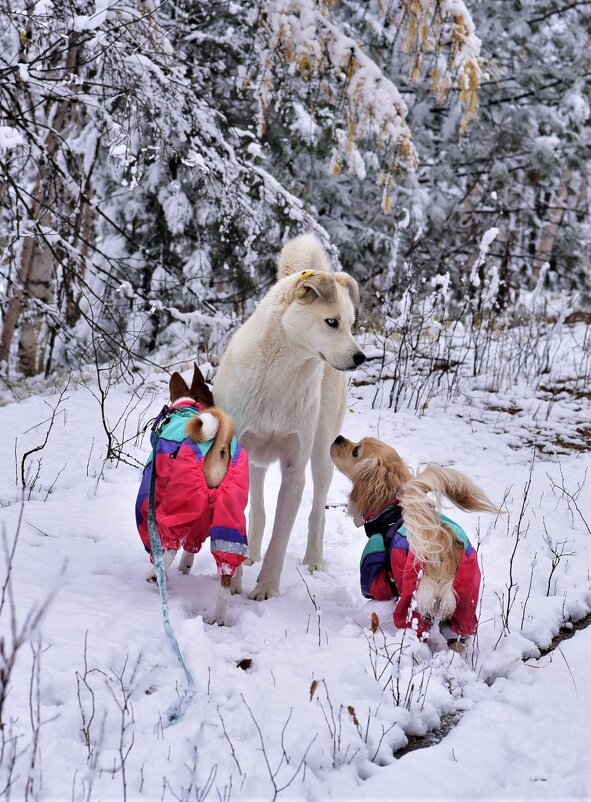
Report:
280,270,366,371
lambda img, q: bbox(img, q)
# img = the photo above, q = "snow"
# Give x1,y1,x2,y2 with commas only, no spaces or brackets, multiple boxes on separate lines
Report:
1,326,590,800
159,182,192,235
32,0,53,14
72,0,110,32
0,125,23,155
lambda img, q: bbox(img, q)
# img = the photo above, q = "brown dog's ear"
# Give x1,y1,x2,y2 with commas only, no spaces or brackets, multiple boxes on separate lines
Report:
294,271,337,304
189,363,214,407
334,272,360,305
169,372,190,402
350,458,387,514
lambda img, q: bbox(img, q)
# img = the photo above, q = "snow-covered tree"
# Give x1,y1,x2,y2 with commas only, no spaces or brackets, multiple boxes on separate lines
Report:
1,0,588,377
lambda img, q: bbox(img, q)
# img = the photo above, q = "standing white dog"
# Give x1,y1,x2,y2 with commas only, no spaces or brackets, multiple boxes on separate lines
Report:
214,234,365,599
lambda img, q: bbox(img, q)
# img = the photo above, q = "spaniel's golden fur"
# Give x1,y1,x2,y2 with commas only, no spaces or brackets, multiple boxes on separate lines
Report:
330,436,500,620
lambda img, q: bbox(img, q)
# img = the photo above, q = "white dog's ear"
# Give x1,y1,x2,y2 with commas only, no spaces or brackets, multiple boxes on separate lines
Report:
294,271,337,304
334,272,360,305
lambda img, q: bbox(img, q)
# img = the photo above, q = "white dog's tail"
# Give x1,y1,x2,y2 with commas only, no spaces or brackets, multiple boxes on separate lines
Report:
399,465,501,619
277,233,331,279
186,408,235,488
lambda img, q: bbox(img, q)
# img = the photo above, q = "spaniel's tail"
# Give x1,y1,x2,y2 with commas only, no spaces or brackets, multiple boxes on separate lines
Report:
399,466,500,619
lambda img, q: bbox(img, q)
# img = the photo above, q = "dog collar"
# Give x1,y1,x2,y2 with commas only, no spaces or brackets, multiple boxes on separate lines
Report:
151,400,204,433
363,501,403,538
169,399,204,410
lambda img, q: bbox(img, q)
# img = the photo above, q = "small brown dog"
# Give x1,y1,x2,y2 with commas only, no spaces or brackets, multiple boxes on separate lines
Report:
136,365,249,624
330,435,500,649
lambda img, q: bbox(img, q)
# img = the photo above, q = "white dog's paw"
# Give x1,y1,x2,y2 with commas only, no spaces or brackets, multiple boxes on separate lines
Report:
303,555,325,573
248,582,280,601
231,575,243,595
244,554,261,567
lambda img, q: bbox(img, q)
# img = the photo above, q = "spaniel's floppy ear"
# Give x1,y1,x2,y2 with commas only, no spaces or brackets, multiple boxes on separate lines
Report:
349,458,391,517
349,453,409,517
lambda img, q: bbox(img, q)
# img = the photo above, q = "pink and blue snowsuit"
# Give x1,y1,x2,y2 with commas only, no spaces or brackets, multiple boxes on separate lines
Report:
360,502,481,640
135,400,249,576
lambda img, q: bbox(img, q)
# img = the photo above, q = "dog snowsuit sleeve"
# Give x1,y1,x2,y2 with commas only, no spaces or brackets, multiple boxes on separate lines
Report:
207,441,249,576
389,539,432,641
437,514,481,638
135,404,249,577
360,534,397,600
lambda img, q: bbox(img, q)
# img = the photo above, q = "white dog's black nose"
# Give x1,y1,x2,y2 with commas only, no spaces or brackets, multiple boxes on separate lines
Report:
333,435,345,446
353,351,366,366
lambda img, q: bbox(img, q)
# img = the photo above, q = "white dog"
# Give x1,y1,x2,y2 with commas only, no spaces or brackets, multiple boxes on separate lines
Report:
214,234,365,599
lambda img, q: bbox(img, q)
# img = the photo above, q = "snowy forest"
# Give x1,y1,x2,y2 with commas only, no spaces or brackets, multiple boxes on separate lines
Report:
1,1,591,801
1,0,590,374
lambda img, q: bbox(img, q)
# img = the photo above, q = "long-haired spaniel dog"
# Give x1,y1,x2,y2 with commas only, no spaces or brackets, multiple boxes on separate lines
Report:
330,435,500,651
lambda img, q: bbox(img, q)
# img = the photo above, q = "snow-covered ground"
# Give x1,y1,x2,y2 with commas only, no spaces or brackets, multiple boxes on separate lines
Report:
1,324,590,801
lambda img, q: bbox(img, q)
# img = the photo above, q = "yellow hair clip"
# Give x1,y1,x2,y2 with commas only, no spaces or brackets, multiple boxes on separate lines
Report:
300,270,315,279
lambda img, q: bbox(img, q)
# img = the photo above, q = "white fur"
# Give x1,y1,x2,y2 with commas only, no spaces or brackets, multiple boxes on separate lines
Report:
198,412,219,442
214,235,364,599
145,548,177,582
209,583,230,625
277,233,331,278
415,575,457,620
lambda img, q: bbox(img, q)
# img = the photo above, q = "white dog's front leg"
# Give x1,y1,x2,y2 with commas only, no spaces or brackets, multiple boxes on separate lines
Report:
249,463,306,600
304,441,334,571
305,368,346,571
246,464,267,564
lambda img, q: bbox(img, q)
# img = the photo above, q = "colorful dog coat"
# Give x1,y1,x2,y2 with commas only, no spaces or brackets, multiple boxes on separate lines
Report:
135,400,249,576
360,502,481,640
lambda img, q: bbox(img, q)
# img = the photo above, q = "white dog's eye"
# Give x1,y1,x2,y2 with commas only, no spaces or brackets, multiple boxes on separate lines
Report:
352,446,359,457
325,318,339,329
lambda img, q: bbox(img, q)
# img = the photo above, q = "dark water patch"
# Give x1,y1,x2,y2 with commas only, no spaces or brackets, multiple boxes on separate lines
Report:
487,404,522,415
537,612,591,658
394,711,462,759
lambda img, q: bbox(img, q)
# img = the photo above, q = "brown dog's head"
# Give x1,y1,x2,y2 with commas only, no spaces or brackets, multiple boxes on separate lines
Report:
169,363,214,407
168,364,235,489
330,435,412,518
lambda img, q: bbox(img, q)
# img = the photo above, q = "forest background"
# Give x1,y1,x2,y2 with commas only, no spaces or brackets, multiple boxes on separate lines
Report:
1,0,590,379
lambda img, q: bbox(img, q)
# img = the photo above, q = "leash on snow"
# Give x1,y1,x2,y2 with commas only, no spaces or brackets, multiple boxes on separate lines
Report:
147,408,196,726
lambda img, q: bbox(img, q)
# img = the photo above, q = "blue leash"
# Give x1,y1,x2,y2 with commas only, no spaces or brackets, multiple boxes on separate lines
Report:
147,409,196,725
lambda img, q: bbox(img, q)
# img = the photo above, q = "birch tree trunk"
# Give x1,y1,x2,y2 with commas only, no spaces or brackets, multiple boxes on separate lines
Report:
534,171,572,271
0,32,81,375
